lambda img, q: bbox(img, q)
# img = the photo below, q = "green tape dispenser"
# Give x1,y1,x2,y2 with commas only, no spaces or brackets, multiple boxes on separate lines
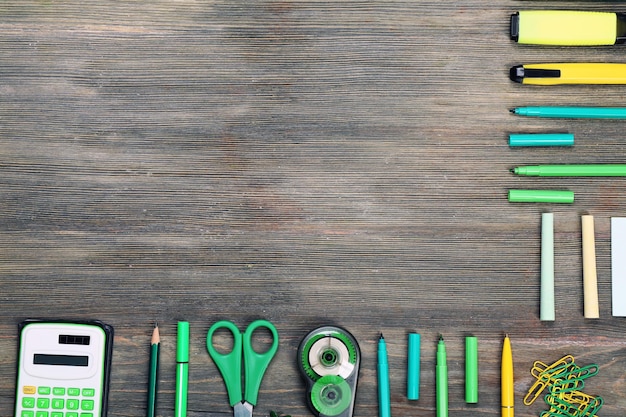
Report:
298,326,361,417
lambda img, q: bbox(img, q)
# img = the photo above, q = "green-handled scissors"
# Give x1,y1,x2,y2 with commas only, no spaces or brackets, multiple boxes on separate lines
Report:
207,320,279,417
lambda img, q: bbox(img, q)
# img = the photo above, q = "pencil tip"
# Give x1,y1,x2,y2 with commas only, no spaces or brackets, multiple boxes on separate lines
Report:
152,325,160,344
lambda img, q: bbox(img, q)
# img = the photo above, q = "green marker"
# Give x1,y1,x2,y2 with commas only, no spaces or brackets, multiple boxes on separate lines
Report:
436,337,448,417
512,164,626,177
465,336,478,404
175,321,190,417
511,106,626,119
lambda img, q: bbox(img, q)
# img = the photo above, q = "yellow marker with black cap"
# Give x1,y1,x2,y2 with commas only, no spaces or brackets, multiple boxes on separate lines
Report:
511,10,626,46
510,63,626,85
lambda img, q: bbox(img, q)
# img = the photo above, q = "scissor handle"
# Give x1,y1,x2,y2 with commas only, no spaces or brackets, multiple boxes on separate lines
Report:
242,320,279,406
207,321,243,406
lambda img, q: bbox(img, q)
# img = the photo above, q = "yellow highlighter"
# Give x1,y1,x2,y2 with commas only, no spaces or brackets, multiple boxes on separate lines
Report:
511,10,626,46
510,63,626,85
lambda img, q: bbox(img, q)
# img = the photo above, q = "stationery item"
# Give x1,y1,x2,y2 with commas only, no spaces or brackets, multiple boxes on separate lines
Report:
14,320,114,417
510,63,626,85
511,106,626,119
148,325,160,417
512,164,626,177
511,10,626,46
207,320,279,417
297,326,360,417
508,190,574,204
582,215,600,319
378,335,391,417
611,218,626,316
541,213,555,322
525,355,602,417
465,336,478,404
509,133,573,147
175,321,190,417
436,336,448,417
407,333,420,401
501,335,514,417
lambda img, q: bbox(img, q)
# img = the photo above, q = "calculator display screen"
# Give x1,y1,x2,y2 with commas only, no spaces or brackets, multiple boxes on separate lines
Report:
33,353,89,367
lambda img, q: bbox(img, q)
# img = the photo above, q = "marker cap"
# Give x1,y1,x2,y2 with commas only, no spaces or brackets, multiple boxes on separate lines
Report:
509,133,574,147
407,333,421,400
177,321,190,362
465,336,478,404
508,189,574,204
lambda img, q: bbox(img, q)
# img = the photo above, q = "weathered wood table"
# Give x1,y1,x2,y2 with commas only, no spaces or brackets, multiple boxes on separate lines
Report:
2,1,626,416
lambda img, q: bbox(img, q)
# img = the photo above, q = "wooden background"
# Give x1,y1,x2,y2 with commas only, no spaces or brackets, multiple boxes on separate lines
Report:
2,1,626,416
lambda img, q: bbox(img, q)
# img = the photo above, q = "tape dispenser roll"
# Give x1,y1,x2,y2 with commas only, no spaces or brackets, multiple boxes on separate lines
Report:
298,326,361,417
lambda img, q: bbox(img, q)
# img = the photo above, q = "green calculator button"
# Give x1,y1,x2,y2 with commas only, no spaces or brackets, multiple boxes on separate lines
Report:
52,387,65,396
38,386,51,395
80,413,94,417
66,413,79,417
82,388,95,397
51,398,64,409
36,398,50,408
68,388,81,396
81,400,95,411
22,397,36,408
67,399,80,410
35,411,49,417
21,411,35,417
51,413,63,417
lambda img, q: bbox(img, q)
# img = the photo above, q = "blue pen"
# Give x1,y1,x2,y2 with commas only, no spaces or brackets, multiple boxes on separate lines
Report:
511,106,626,119
378,335,391,417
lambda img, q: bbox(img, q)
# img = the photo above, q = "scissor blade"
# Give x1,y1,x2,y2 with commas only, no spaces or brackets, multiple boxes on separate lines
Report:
234,402,253,417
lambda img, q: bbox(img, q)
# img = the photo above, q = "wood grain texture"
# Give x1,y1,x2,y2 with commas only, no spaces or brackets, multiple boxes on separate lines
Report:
2,1,626,416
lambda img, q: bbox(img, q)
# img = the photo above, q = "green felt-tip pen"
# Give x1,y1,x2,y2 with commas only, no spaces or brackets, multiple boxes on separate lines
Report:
436,337,448,417
175,321,189,417
512,164,626,177
511,106,626,119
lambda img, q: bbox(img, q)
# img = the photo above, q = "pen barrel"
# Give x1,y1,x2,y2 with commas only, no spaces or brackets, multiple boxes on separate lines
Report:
175,363,188,417
517,165,626,176
377,339,391,417
582,215,600,319
516,107,626,119
436,342,448,417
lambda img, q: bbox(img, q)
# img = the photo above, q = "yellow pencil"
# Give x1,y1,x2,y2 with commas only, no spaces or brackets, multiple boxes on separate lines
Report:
501,335,514,417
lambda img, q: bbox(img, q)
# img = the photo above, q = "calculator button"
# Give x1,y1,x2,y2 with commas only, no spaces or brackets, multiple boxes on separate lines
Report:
68,388,81,396
52,387,65,396
22,397,36,408
80,413,94,417
81,399,95,411
36,398,50,408
20,411,35,417
51,398,64,409
38,386,51,395
51,413,63,417
82,388,95,397
66,413,79,417
35,411,49,417
67,399,80,410
23,386,37,395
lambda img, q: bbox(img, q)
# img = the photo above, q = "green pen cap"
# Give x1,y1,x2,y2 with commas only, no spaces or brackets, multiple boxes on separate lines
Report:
509,133,574,147
177,321,190,363
465,336,478,404
508,189,574,204
407,333,421,400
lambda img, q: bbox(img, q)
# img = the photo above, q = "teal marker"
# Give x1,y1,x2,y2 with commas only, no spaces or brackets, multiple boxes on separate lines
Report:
512,164,626,177
511,106,626,119
509,133,574,147
378,335,391,417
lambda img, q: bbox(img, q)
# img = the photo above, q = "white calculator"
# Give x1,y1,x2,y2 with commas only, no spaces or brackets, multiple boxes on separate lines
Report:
14,320,114,417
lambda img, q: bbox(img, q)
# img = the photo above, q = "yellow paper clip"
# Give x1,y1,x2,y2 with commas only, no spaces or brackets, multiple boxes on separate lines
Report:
525,355,575,405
